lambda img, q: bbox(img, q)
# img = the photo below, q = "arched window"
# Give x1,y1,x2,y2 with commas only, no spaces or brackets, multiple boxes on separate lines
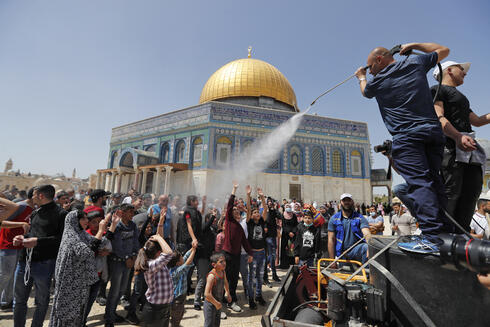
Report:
120,152,134,168
289,145,303,172
351,150,362,176
311,147,324,174
241,140,253,154
160,143,170,163
144,144,156,153
192,137,203,166
110,151,118,168
175,140,186,163
332,149,344,175
216,136,232,166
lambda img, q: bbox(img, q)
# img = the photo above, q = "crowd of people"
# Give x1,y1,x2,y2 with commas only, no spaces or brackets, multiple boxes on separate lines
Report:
0,179,487,326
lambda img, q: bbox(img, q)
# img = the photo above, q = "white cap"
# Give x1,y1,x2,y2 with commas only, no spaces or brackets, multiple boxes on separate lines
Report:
392,197,402,204
340,193,353,201
433,61,471,81
480,191,490,201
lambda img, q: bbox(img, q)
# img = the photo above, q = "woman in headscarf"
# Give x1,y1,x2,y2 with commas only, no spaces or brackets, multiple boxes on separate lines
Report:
49,210,107,327
279,203,298,269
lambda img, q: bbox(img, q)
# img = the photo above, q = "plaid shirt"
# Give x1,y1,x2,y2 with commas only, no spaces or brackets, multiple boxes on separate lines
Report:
144,253,174,304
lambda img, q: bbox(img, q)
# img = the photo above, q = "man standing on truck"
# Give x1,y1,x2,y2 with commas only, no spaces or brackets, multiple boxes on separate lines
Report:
355,42,450,254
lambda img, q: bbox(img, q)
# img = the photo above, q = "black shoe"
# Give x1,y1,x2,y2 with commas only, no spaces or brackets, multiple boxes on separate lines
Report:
114,313,126,323
256,296,266,306
96,296,106,306
125,312,140,325
104,323,114,327
194,303,201,310
272,274,281,282
249,298,257,310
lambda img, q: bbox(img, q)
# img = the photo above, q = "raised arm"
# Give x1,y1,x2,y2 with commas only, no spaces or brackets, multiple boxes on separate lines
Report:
400,42,449,62
469,112,490,128
0,197,20,223
246,185,252,223
200,195,207,215
226,182,238,222
157,207,167,238
257,188,268,220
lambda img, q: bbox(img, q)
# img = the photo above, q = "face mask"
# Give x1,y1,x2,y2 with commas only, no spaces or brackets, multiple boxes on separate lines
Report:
285,207,292,212
370,212,376,217
304,222,313,227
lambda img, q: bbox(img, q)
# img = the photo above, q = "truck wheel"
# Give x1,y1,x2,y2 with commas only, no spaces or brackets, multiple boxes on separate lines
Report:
294,307,324,325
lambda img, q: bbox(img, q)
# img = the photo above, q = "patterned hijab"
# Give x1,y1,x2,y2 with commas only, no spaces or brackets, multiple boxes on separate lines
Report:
50,210,99,326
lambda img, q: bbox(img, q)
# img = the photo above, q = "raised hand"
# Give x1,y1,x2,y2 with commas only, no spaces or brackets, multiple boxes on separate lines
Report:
233,181,239,189
245,185,252,195
257,187,264,198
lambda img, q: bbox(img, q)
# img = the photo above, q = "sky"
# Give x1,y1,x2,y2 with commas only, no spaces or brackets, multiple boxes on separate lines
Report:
1,0,489,188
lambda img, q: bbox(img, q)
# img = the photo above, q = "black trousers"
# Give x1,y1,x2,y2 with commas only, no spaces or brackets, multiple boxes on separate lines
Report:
224,251,240,303
143,302,171,327
441,158,482,233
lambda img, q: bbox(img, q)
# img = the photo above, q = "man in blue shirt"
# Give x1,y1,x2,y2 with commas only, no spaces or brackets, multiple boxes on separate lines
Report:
354,42,450,253
328,194,370,264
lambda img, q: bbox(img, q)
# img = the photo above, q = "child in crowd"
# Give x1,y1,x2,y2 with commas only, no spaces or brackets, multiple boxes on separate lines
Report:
135,234,174,327
168,243,197,327
204,252,231,327
294,210,320,267
214,217,225,253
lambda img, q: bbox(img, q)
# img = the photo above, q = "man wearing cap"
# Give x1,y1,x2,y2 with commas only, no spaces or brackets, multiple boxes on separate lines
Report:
391,198,417,236
328,194,370,264
87,189,111,213
431,61,490,233
354,42,451,253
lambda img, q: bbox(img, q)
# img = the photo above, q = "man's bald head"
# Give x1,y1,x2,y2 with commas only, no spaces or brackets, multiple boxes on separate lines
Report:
367,47,395,76
158,194,169,206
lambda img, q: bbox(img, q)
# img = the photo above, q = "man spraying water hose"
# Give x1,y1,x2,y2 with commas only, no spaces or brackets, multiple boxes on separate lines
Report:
354,42,450,254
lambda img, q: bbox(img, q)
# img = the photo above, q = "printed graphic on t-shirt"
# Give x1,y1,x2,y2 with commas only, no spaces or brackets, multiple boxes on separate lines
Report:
121,231,134,240
253,225,263,240
302,230,314,248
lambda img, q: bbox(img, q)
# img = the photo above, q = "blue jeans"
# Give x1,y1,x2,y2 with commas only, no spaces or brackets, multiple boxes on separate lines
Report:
0,249,20,306
13,259,55,327
194,257,210,305
239,253,252,299
128,272,148,314
265,237,277,275
248,250,266,298
345,243,368,264
105,259,131,323
391,129,450,240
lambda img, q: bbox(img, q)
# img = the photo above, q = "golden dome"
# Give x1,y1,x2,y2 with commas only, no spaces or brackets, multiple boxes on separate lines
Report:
199,58,298,110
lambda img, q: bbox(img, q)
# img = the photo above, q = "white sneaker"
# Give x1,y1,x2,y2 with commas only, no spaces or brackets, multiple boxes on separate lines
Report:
220,311,227,319
227,301,242,312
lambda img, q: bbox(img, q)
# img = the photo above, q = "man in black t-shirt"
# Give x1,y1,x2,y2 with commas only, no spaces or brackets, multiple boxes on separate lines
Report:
432,60,490,232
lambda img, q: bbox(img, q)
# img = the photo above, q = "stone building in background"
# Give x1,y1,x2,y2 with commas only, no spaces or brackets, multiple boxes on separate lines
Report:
96,53,373,203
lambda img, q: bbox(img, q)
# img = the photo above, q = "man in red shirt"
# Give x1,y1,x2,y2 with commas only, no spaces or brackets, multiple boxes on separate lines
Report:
0,189,33,309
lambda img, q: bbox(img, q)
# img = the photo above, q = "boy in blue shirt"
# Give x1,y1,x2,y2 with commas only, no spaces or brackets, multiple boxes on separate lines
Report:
168,243,196,327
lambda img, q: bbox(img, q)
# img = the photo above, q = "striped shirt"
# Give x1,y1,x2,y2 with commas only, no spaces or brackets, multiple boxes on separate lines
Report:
144,253,174,304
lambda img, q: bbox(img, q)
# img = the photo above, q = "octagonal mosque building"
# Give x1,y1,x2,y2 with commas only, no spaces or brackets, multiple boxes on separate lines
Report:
96,54,373,203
